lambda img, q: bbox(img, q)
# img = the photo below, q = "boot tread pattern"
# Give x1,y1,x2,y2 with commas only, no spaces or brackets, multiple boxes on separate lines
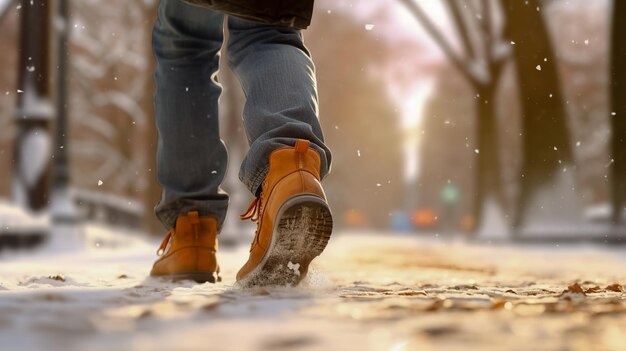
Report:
242,197,333,287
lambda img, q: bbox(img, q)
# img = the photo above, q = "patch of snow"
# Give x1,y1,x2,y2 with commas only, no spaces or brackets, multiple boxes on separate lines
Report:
18,128,51,187
287,261,301,277
0,199,49,232
518,169,603,237
476,198,511,239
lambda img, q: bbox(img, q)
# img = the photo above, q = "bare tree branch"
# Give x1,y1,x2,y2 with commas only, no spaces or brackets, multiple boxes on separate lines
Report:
0,0,15,23
481,0,494,62
398,0,479,86
446,0,478,60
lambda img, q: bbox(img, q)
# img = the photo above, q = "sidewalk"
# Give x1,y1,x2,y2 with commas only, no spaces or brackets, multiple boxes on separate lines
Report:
1,228,625,351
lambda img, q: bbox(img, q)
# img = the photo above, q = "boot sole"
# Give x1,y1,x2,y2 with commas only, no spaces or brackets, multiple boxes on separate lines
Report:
238,194,333,288
153,272,221,284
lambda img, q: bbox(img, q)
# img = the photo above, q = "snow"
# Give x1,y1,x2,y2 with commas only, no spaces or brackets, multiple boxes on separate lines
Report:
2,226,626,350
476,198,511,239
17,81,55,120
518,170,594,238
73,189,145,216
0,200,49,232
18,128,51,187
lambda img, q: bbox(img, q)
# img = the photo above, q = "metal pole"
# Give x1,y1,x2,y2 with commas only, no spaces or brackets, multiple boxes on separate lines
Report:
13,0,54,212
51,0,78,224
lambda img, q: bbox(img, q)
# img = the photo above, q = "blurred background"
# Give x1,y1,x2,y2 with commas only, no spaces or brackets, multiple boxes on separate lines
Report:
0,0,625,250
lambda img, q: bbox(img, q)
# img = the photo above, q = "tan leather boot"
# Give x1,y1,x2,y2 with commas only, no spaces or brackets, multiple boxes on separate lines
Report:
237,139,333,287
150,211,221,283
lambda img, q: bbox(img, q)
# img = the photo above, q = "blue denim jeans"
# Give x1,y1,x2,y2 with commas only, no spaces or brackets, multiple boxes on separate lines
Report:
152,0,331,230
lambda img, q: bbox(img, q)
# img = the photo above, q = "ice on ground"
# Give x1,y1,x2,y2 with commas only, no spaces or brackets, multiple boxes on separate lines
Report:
1,229,626,351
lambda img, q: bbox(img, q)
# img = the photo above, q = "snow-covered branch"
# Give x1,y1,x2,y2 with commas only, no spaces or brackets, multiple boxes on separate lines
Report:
398,0,479,85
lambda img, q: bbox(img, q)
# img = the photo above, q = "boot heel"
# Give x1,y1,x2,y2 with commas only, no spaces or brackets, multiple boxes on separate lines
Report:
240,195,333,288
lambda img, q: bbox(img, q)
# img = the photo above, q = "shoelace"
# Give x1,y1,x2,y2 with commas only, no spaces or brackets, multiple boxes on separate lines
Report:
156,212,201,256
156,230,173,256
240,193,264,249
240,196,261,222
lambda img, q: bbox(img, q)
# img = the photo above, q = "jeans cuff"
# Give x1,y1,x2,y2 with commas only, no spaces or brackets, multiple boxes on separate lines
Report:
243,163,269,196
154,198,229,231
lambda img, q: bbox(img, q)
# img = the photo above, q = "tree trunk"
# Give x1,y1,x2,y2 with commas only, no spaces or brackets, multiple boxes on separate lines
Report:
472,83,507,232
502,0,573,229
611,0,626,224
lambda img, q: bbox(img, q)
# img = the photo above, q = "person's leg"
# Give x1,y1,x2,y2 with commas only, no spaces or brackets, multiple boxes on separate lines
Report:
150,1,226,283
226,17,333,287
226,17,332,195
152,0,228,230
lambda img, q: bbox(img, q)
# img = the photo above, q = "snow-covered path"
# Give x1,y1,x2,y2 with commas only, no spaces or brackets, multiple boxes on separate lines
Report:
1,229,626,351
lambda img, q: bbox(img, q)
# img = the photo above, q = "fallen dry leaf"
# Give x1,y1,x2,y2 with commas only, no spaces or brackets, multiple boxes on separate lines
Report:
491,301,513,310
452,285,479,290
420,325,460,337
202,301,221,311
35,293,70,302
426,299,448,312
138,310,153,319
606,283,624,292
48,274,65,282
563,283,585,295
391,290,428,296
584,286,602,294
